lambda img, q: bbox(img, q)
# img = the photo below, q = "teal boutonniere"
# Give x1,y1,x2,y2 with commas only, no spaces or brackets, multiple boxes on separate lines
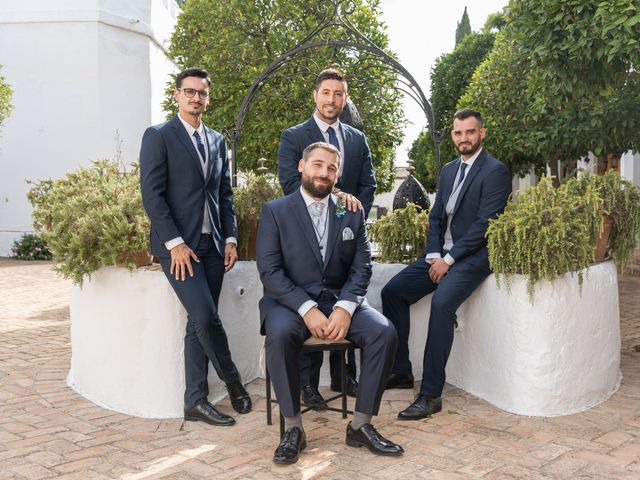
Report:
335,197,346,218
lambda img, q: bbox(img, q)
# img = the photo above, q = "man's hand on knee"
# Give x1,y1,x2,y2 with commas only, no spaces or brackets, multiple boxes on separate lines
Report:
325,307,352,341
427,258,449,284
303,307,329,339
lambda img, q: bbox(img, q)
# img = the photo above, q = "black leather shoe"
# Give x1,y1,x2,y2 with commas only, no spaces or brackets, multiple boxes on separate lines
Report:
301,385,327,410
345,422,404,456
226,382,252,414
385,373,415,390
330,375,358,397
184,400,235,426
273,427,306,464
397,394,442,420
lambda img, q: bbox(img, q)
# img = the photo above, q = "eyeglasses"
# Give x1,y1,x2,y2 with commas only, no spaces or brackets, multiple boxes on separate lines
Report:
179,88,209,99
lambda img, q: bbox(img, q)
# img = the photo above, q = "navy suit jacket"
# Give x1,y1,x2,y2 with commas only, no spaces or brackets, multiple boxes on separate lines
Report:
277,116,376,217
256,190,371,334
139,115,237,258
425,149,511,272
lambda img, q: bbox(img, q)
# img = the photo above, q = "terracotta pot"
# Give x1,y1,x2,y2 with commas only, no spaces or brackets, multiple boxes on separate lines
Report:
594,215,614,262
238,214,259,261
132,251,153,267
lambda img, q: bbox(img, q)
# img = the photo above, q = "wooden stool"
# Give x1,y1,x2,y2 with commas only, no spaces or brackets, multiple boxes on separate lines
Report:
265,337,355,437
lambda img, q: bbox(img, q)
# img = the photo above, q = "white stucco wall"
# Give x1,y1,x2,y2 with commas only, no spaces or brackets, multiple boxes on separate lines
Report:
0,0,178,255
69,261,620,418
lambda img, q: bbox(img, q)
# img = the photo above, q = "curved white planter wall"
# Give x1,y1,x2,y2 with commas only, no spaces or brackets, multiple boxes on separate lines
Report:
368,261,621,416
68,263,262,419
69,261,620,418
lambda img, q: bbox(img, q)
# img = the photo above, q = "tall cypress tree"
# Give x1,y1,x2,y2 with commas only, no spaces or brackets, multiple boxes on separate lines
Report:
455,7,471,45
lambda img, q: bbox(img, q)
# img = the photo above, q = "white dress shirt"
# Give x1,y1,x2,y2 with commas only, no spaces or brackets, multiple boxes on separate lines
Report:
313,113,345,176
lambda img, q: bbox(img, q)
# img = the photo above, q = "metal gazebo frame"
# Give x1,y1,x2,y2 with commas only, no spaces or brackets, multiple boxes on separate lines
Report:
229,0,443,186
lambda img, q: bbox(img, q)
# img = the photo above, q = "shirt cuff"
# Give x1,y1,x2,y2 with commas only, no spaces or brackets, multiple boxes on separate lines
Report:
298,300,318,318
165,236,184,251
225,237,237,245
425,253,441,262
334,300,357,316
444,253,455,266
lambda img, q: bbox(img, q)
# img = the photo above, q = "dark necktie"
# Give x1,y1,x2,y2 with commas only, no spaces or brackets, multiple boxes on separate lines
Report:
193,130,206,163
327,126,340,150
455,162,468,190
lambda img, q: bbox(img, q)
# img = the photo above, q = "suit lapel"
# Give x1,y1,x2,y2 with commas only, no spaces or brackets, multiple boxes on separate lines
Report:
305,117,325,144
170,116,205,182
453,150,487,216
204,126,216,184
322,197,341,270
337,124,352,190
290,191,324,268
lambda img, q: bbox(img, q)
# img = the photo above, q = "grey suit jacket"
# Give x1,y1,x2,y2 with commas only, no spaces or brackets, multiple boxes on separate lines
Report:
277,116,376,217
425,149,511,271
139,115,237,257
256,190,371,334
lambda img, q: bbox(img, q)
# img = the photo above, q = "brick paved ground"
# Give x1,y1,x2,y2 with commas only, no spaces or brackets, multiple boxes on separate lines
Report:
1,258,639,479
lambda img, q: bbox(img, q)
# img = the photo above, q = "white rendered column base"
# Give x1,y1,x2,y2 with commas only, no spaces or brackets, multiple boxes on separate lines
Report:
68,262,262,419
367,261,621,416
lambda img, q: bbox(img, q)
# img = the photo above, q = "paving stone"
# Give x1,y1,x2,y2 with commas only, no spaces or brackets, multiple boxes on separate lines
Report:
1,258,640,479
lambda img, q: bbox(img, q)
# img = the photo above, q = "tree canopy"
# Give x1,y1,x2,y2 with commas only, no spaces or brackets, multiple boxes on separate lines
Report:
455,7,472,45
0,66,13,129
410,31,496,191
166,0,404,191
462,0,640,183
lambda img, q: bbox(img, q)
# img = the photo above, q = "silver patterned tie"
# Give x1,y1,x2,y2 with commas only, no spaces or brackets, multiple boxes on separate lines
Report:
309,201,326,240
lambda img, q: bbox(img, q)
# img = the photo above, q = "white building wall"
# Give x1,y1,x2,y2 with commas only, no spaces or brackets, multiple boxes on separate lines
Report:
0,0,178,255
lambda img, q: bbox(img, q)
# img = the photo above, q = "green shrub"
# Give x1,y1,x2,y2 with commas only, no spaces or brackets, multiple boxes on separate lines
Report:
369,203,429,264
27,160,149,285
233,172,282,260
487,177,602,302
10,233,52,260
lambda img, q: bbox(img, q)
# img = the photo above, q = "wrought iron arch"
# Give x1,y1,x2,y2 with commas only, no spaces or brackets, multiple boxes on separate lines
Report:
230,0,443,186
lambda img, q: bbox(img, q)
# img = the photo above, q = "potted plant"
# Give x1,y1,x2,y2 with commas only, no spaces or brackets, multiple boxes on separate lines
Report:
368,202,429,264
27,159,150,285
233,172,282,260
565,171,640,267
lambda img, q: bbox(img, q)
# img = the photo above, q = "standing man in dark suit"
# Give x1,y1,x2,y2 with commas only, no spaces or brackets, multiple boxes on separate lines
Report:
258,142,403,464
381,108,511,420
140,68,251,427
278,68,376,404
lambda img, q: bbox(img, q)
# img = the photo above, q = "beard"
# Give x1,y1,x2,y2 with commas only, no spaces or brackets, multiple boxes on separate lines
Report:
455,139,482,156
302,174,334,199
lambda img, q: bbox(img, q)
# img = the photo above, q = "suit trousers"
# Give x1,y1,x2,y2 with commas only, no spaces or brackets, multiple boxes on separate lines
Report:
381,256,489,397
159,234,240,406
265,299,397,418
299,347,357,387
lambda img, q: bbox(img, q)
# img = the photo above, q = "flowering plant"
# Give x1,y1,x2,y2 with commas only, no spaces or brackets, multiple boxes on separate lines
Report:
10,233,52,260
335,196,346,218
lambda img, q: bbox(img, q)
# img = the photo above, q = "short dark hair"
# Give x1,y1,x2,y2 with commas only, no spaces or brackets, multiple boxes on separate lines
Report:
302,141,341,164
315,67,348,92
453,108,484,126
175,68,211,89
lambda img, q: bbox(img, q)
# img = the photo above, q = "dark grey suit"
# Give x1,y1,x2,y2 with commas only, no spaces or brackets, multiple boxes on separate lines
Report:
140,115,241,406
279,116,376,386
257,191,397,417
278,117,376,217
382,149,512,397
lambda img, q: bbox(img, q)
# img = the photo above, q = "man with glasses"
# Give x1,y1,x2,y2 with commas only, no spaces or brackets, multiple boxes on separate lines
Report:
140,67,251,427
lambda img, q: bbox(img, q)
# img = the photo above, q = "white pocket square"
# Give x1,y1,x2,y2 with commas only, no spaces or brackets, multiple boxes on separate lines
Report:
342,227,354,241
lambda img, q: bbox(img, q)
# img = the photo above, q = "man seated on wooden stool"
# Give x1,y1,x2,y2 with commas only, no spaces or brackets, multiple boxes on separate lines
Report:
257,142,403,464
